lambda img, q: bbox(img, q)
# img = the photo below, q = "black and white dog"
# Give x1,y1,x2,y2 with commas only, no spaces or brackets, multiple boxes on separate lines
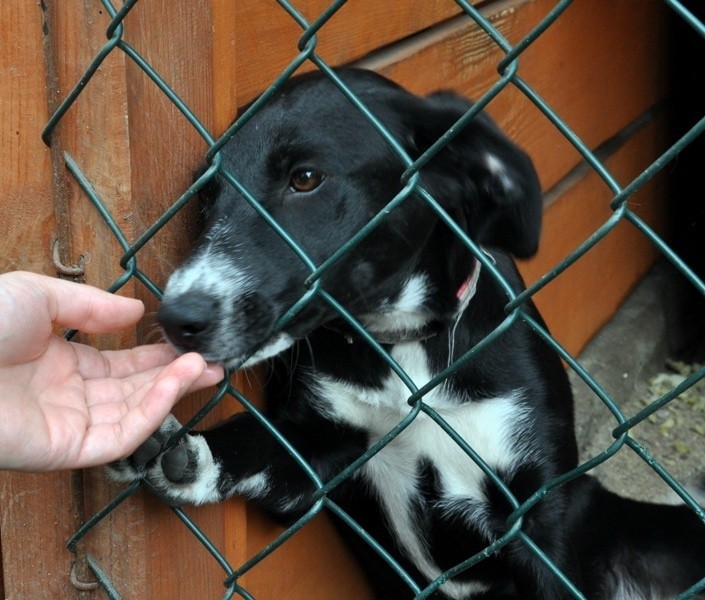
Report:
111,69,705,599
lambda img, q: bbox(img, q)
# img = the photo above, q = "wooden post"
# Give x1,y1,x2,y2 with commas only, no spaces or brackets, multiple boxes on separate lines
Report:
0,2,78,598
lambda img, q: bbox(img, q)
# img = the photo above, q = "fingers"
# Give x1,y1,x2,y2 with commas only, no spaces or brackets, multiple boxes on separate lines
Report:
84,351,224,410
178,354,225,393
75,343,224,388
75,343,179,380
35,274,145,333
2,271,145,333
134,352,225,403
79,354,224,467
138,353,221,422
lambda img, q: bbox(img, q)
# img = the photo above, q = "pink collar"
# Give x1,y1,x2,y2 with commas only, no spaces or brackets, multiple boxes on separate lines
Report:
456,257,482,315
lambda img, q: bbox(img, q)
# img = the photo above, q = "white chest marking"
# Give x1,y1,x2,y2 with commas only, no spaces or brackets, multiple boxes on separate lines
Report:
360,274,434,334
313,343,529,598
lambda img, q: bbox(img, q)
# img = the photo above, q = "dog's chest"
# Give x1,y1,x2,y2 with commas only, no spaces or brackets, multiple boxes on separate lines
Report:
312,342,525,476
310,342,527,596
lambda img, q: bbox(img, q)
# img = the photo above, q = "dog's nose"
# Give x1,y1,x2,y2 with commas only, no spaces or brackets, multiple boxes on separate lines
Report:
158,293,218,352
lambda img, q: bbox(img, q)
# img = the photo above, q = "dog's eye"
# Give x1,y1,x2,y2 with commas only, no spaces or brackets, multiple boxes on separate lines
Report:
289,169,324,193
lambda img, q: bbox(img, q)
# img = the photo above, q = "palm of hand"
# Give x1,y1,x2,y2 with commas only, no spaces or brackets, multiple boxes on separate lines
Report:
1,334,208,471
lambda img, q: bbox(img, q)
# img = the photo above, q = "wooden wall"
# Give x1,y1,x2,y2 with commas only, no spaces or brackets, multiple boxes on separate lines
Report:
0,0,677,597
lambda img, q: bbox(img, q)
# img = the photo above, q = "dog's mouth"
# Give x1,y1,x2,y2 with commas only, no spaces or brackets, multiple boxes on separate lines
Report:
160,327,295,370
158,288,327,369
236,332,297,368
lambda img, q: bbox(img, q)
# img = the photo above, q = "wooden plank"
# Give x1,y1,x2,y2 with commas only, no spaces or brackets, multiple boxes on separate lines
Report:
0,0,54,274
518,114,671,357
116,3,240,598
241,508,373,600
210,0,255,579
40,2,150,598
0,3,77,599
232,0,466,106
0,473,80,599
363,0,670,195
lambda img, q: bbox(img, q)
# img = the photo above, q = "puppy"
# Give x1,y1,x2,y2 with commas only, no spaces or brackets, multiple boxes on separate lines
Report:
111,69,705,599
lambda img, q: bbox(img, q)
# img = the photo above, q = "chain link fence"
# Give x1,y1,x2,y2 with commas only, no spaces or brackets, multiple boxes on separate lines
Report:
42,1,705,598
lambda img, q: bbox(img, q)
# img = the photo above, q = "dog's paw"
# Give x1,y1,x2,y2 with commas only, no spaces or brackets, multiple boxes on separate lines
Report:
107,415,224,507
106,416,177,484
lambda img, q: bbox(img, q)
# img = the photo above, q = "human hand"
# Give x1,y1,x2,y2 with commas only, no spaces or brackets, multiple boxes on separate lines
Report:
0,271,224,471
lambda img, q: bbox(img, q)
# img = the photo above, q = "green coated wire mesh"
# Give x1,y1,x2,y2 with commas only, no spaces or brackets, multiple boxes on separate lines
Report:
42,1,705,598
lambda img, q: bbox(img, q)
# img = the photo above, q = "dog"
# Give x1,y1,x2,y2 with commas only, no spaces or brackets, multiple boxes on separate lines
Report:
110,69,705,599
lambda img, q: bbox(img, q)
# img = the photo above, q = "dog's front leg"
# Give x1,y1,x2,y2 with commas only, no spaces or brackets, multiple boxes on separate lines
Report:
108,412,363,522
107,413,255,507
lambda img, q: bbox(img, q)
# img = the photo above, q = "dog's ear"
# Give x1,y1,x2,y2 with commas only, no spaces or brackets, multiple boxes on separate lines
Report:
403,91,543,258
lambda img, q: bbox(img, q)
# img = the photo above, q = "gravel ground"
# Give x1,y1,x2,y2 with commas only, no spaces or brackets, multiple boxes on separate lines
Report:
570,263,705,503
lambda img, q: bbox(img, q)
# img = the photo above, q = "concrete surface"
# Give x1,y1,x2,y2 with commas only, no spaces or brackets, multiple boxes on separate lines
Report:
569,261,705,502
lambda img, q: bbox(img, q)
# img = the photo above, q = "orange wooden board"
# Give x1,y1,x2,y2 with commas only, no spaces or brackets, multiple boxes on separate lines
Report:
366,0,670,196
0,472,81,599
0,1,54,275
0,3,72,598
240,508,373,600
519,115,671,357
230,0,467,107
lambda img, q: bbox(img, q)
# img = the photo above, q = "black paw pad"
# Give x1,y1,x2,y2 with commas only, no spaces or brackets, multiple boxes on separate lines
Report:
161,446,191,483
132,435,162,467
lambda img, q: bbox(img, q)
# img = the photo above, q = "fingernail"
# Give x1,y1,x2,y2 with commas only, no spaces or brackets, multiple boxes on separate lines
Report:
205,364,224,377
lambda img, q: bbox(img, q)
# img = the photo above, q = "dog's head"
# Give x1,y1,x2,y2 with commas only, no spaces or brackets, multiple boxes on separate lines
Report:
158,69,542,367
